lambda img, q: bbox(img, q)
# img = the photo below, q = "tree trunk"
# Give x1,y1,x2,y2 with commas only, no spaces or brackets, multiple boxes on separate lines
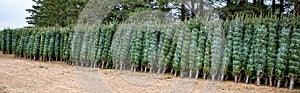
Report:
277,80,281,88
203,74,206,80
180,72,184,78
259,0,264,5
123,63,126,70
218,74,221,81
189,70,192,78
131,65,134,71
227,0,231,6
296,2,300,16
240,0,246,4
274,78,277,86
162,67,166,74
191,0,195,17
238,74,242,82
144,66,147,72
245,75,250,84
253,0,257,5
149,67,153,73
212,74,216,81
199,0,204,17
119,62,123,70
134,67,137,72
234,74,238,83
157,68,161,74
105,62,109,68
279,0,284,17
225,74,229,80
269,75,273,86
272,0,276,14
89,62,92,68
114,64,117,70
170,69,174,75
101,61,105,69
180,4,186,21
256,75,261,85
289,77,294,90
174,71,177,77
221,73,224,81
195,70,199,79
284,78,288,87
265,78,268,85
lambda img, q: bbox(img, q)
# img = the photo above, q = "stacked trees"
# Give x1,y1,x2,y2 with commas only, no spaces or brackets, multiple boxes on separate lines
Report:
147,27,159,73
79,28,88,66
48,31,55,61
62,31,71,62
11,31,17,54
167,26,178,74
111,25,124,69
33,31,40,60
96,26,106,68
210,19,224,81
24,34,31,58
71,29,84,65
253,19,268,85
6,30,12,54
54,31,60,61
173,25,184,77
43,32,49,61
100,25,115,68
188,29,199,78
0,27,74,63
156,27,165,74
130,26,143,71
59,30,64,61
243,20,254,84
1,30,6,54
39,31,45,60
276,18,291,88
164,26,176,74
119,25,133,70
232,20,244,83
287,19,300,90
1,17,300,90
87,27,97,67
142,29,151,72
158,26,172,74
203,22,211,80
181,27,190,77
196,23,206,79
0,31,2,51
222,21,233,81
266,18,278,86
60,30,67,62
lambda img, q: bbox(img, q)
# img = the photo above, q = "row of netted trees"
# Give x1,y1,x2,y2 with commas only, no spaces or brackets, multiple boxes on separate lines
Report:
222,17,300,89
0,24,116,67
0,27,73,62
0,17,299,89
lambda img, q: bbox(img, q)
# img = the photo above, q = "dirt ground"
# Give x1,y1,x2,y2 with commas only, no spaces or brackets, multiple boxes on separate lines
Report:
0,53,299,93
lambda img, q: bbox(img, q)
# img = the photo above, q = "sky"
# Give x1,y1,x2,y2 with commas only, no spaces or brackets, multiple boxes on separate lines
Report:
0,0,34,30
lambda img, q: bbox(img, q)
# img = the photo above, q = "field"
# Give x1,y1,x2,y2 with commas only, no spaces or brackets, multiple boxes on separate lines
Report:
0,52,299,93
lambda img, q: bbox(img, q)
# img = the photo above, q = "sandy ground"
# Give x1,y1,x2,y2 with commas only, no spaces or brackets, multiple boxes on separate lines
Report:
0,53,299,93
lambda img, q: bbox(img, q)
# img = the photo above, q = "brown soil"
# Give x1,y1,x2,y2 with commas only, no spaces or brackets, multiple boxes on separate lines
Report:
0,53,299,93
